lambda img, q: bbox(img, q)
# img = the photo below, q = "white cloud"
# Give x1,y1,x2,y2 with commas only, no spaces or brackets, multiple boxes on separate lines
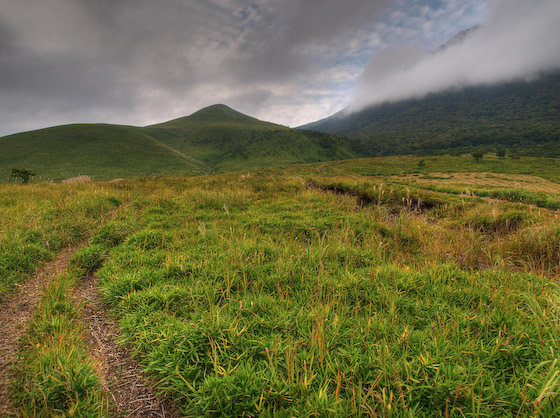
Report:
351,0,560,111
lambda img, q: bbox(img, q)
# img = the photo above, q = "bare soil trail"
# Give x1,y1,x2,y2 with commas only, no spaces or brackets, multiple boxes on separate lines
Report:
143,135,210,174
75,273,182,418
0,246,78,417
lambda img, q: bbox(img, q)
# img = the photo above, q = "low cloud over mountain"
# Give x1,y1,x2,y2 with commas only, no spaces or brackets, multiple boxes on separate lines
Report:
351,0,560,112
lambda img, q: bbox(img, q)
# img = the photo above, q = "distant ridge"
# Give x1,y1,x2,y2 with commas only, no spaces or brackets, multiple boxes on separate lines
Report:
0,105,366,181
300,72,560,157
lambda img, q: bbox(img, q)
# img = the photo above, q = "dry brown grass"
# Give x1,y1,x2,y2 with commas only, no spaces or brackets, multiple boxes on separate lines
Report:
391,172,560,194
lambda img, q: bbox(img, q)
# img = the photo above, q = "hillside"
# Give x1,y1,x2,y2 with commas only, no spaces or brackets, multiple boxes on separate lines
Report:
0,105,366,181
143,104,365,172
300,72,560,156
0,124,201,181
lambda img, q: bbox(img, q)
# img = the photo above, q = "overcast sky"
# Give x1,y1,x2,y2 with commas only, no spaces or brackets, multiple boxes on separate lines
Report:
0,0,557,136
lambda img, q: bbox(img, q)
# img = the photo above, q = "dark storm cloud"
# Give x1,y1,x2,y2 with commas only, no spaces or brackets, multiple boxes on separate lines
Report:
213,0,387,84
0,0,236,133
351,0,560,111
0,0,388,135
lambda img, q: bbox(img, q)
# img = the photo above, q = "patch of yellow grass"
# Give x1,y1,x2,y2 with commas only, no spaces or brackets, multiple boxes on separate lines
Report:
391,172,560,194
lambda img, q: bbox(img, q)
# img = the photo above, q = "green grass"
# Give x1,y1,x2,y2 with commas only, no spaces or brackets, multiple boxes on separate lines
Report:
13,270,108,418
410,183,560,210
0,105,366,181
11,212,140,417
0,124,201,181
0,182,127,301
143,105,366,172
94,173,559,417
3,158,560,417
291,155,560,183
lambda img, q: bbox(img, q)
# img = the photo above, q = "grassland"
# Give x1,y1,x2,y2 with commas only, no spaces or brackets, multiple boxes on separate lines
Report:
0,105,366,182
0,124,202,181
292,154,560,182
0,182,129,301
144,105,364,173
2,157,559,417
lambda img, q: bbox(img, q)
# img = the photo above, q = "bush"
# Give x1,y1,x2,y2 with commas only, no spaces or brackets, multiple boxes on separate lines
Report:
472,152,484,161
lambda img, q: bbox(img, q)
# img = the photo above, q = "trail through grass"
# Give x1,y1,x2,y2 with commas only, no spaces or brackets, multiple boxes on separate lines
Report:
2,160,559,417
0,247,80,417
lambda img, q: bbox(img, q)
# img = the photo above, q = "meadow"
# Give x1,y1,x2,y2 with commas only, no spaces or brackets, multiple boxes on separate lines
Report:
1,156,559,417
0,182,128,300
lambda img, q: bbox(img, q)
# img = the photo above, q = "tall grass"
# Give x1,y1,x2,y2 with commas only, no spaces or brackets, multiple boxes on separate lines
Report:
94,174,559,417
3,162,559,416
0,182,126,301
13,270,108,418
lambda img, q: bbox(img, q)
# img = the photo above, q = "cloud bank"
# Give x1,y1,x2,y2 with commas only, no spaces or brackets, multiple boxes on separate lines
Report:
0,0,387,136
351,0,560,111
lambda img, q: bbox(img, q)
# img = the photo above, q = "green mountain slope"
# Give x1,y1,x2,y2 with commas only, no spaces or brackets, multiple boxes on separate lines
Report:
143,104,365,172
300,72,560,156
0,104,366,181
0,124,201,181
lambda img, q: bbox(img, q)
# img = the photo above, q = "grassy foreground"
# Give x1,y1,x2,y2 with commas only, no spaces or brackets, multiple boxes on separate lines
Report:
12,217,137,417
0,182,127,302
99,171,558,417
2,158,560,416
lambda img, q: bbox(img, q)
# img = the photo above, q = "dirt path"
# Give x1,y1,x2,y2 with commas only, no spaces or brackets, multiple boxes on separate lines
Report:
0,246,78,417
75,273,182,418
144,135,210,174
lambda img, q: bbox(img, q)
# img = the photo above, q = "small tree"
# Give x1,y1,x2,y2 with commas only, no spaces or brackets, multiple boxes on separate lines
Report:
496,148,506,158
472,152,484,162
11,168,36,184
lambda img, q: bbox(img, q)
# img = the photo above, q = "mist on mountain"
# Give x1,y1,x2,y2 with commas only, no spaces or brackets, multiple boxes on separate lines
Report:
350,0,560,112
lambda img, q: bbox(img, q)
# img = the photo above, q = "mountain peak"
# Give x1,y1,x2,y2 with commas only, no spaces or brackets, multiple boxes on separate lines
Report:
147,104,265,129
435,25,480,53
188,104,259,123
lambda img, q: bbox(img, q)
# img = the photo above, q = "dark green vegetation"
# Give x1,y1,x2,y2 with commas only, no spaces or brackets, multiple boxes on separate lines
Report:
301,72,560,157
144,105,364,173
3,157,560,416
0,105,365,181
10,168,35,184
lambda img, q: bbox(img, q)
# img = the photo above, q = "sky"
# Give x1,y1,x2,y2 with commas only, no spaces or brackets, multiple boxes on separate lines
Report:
0,0,558,137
